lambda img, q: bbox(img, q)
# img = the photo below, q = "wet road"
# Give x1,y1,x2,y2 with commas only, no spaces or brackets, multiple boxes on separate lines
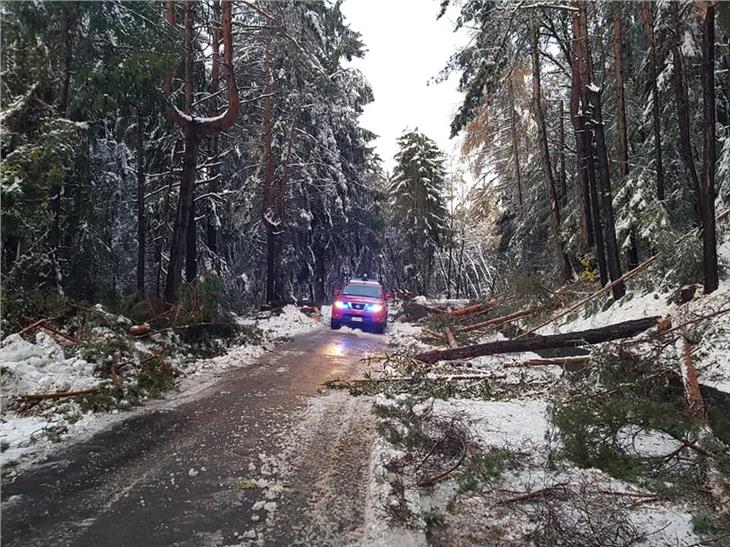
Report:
1,329,387,546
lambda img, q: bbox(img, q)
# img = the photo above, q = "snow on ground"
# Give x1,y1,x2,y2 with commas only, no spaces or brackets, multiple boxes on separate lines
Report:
386,319,425,351
358,293,714,545
1,305,322,472
362,395,701,546
1,332,100,399
542,290,672,336
536,275,730,395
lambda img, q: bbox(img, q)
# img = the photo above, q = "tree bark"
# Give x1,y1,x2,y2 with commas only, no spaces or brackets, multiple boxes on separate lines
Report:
571,4,606,284
261,37,277,304
578,2,624,298
529,17,572,282
162,0,239,301
136,107,146,295
206,0,221,256
613,4,629,181
508,74,524,212
586,83,625,299
59,4,72,117
640,2,666,201
165,131,200,300
415,317,660,364
558,100,567,207
701,1,719,294
185,198,197,282
671,1,703,226
570,27,593,248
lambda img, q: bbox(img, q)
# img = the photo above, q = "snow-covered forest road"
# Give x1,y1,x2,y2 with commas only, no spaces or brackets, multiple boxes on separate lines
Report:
2,329,386,547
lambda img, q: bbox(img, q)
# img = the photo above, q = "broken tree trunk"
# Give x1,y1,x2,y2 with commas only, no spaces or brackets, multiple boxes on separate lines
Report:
521,255,658,337
459,308,537,333
448,300,497,317
505,356,590,367
415,317,660,364
19,389,99,402
444,327,458,349
676,335,705,419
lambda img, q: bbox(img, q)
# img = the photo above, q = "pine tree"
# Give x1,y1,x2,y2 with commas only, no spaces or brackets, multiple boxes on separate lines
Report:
388,130,449,295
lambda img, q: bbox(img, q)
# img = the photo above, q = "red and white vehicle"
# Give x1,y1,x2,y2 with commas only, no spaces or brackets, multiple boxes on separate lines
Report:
330,279,391,334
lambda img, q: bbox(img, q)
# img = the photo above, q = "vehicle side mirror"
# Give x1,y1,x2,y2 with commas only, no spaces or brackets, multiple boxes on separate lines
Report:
385,292,393,300
334,288,341,296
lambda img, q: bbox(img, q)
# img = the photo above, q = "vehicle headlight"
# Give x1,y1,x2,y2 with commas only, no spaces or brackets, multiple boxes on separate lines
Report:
368,304,383,313
334,301,348,309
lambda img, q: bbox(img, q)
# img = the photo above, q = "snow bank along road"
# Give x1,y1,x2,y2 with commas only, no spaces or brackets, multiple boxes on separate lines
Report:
2,329,387,546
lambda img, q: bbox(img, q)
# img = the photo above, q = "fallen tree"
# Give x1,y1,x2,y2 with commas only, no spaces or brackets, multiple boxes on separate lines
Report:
415,317,661,364
448,299,497,317
459,308,538,333
18,389,100,401
444,327,459,348
504,356,590,367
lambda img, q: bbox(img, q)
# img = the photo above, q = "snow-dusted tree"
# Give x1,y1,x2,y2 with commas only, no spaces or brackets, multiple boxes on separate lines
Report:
162,0,239,301
388,130,449,295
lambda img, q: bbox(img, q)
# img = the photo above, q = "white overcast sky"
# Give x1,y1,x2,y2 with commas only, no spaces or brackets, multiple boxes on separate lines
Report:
340,0,469,175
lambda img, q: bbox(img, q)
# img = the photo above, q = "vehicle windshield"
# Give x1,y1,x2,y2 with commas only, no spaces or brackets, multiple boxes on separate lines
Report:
342,284,382,298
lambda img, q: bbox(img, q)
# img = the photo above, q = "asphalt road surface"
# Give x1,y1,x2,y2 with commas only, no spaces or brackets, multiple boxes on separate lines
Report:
2,328,388,547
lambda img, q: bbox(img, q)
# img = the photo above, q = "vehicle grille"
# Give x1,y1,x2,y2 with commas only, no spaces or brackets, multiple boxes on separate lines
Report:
351,303,365,310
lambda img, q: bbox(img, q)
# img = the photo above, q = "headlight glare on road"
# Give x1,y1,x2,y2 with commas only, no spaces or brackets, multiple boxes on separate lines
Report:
367,304,383,313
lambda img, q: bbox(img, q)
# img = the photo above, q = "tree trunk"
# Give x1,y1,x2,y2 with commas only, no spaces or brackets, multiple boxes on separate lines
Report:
136,107,146,295
671,1,703,226
206,134,219,255
185,198,197,282
640,2,665,201
558,100,567,207
613,4,629,181
586,85,625,299
570,27,593,248
165,130,200,301
508,74,524,212
701,1,719,294
571,5,607,285
59,5,72,116
314,246,326,305
455,233,465,299
162,0,239,301
206,0,221,257
529,17,572,282
416,317,660,364
261,37,277,304
581,2,624,299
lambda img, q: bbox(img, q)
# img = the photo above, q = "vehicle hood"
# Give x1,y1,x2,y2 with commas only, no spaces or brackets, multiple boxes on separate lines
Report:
336,295,384,305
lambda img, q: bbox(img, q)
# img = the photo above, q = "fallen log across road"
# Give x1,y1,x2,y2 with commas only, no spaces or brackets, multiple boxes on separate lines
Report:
415,316,661,364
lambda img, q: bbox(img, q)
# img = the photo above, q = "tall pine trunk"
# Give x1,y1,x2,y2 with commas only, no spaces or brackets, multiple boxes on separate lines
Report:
166,131,200,301
206,0,221,257
579,2,624,299
569,18,593,249
185,199,197,282
612,4,639,269
572,1,607,287
508,74,524,212
701,1,718,294
640,2,665,201
136,107,146,295
529,17,572,282
261,37,278,304
671,1,703,226
162,0,239,301
558,100,567,207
